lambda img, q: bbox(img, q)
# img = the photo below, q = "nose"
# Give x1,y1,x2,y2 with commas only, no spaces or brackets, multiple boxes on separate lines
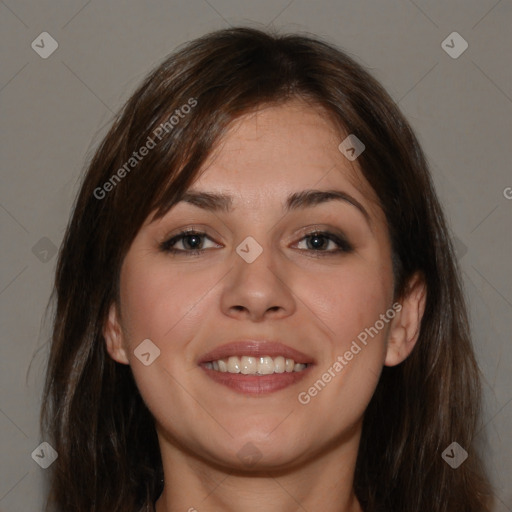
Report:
220,239,296,322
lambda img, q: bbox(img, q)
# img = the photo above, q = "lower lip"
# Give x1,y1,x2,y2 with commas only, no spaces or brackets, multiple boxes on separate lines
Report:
200,366,313,395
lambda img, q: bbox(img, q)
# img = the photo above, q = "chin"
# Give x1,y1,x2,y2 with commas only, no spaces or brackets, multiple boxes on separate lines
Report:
197,428,314,472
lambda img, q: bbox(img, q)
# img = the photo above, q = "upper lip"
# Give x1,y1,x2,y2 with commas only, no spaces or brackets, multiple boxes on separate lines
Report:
198,340,315,365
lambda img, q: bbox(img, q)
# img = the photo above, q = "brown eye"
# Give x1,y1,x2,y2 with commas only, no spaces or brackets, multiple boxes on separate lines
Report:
160,230,221,255
295,231,353,255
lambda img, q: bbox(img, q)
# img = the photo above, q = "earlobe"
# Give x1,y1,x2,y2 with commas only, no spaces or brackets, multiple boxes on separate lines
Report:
103,303,130,365
385,272,427,367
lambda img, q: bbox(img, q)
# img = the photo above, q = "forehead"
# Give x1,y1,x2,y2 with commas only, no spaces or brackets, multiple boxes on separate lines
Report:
189,100,382,219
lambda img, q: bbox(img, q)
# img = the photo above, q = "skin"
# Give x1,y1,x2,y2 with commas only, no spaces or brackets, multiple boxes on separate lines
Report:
104,100,426,512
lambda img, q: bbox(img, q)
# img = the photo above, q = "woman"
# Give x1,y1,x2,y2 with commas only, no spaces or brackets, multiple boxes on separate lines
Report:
40,27,493,511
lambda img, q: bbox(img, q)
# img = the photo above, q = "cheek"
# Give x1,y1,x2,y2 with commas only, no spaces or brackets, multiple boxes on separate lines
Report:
292,256,392,418
118,258,223,442
294,256,393,350
119,257,223,346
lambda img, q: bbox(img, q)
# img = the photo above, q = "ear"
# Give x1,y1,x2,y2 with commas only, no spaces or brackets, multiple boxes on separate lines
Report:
385,272,427,366
103,303,130,365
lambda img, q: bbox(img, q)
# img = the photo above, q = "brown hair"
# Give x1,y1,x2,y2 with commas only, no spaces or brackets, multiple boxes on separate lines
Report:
40,27,493,511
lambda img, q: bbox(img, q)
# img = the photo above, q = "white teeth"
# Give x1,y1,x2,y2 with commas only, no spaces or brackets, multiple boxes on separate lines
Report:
227,356,241,373
241,356,257,374
273,356,285,373
204,355,308,375
257,356,274,375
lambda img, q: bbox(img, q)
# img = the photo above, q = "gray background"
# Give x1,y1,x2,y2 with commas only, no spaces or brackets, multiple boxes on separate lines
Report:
0,0,511,510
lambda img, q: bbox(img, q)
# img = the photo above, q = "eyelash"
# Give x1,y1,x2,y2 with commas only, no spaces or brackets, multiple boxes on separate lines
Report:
159,228,354,257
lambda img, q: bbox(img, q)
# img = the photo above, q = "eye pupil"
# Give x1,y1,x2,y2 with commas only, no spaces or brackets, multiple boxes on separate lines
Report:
308,234,327,250
184,234,202,249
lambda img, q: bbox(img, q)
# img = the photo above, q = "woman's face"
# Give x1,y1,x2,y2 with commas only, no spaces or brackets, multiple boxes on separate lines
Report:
106,100,400,470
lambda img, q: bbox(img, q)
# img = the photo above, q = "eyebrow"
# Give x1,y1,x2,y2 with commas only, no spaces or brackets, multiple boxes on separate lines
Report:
178,189,372,226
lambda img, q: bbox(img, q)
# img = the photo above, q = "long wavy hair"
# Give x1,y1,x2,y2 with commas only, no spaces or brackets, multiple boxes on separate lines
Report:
40,27,493,511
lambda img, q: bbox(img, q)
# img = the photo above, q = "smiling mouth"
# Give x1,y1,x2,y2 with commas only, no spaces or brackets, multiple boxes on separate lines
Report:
198,340,314,394
202,355,309,375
